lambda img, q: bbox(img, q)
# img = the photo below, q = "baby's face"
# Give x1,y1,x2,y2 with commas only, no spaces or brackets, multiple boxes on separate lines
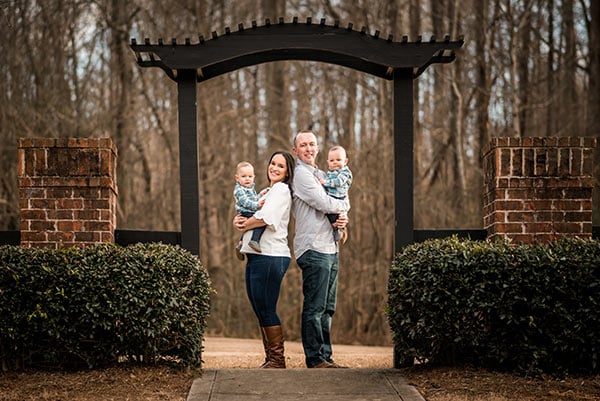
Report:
327,149,348,170
235,166,255,187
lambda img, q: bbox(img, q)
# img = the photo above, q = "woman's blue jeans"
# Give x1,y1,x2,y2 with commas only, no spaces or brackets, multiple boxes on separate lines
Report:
245,254,290,327
297,250,339,368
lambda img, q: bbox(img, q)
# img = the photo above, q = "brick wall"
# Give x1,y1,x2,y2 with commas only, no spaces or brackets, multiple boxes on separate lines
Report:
483,137,596,243
18,138,118,248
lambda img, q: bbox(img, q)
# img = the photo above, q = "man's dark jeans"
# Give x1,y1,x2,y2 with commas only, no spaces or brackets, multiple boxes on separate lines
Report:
297,250,339,368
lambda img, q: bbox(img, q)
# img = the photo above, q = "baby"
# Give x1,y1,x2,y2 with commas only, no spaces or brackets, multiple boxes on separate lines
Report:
233,161,266,258
319,146,353,242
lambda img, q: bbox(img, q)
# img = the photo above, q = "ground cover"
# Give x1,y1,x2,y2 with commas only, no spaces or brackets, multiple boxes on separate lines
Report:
1,337,598,401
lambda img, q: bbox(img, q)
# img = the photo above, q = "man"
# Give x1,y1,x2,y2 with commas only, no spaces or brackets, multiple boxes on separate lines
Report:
291,130,350,368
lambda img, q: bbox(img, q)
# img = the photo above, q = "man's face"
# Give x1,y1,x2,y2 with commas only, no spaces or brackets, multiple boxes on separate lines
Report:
293,132,319,166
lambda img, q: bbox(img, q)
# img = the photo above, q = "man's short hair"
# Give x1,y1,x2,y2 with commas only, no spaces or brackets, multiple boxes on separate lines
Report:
293,130,317,146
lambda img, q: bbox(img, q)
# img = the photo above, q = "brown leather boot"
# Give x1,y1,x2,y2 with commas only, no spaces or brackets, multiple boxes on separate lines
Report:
260,325,286,368
258,326,270,368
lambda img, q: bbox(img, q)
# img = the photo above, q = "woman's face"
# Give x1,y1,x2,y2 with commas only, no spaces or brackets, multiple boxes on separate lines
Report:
268,153,288,185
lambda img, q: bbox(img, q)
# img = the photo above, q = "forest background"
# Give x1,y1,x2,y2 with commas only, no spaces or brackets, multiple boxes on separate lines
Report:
0,0,598,347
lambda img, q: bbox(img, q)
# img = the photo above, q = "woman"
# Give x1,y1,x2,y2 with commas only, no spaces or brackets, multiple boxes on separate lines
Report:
233,150,295,368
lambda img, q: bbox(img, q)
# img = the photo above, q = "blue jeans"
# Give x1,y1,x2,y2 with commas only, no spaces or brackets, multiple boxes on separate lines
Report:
240,211,266,243
245,254,290,327
297,250,339,367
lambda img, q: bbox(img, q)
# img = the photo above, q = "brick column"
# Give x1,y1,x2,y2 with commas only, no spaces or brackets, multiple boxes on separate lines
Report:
483,137,596,243
18,138,118,248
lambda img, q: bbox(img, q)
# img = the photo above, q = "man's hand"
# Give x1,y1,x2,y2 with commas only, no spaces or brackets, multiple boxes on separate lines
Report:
333,214,348,229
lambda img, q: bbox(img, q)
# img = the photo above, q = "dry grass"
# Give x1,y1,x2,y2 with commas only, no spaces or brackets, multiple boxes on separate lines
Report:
401,365,600,401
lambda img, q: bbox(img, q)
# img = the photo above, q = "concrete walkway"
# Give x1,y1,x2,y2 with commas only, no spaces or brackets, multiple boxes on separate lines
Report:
186,368,425,401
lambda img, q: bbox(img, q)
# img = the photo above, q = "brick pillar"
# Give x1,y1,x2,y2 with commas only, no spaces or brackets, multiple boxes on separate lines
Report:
483,137,596,243
18,138,118,248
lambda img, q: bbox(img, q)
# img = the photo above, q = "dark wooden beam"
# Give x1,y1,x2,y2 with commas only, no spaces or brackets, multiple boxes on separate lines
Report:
394,69,414,252
177,70,201,256
0,230,19,245
414,229,487,242
7,228,600,247
131,23,463,82
393,68,414,369
114,230,181,246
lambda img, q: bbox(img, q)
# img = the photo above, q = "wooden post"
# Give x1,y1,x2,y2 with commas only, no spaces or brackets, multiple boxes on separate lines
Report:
393,69,414,252
393,69,415,368
177,69,201,256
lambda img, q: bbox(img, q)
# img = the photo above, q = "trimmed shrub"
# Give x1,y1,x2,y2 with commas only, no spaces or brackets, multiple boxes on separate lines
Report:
387,236,600,376
0,243,211,371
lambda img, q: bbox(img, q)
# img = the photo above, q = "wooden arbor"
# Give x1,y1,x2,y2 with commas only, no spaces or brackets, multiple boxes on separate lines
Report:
130,17,463,257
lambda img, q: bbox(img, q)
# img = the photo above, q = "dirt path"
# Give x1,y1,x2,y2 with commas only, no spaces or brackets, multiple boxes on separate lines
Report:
202,336,394,369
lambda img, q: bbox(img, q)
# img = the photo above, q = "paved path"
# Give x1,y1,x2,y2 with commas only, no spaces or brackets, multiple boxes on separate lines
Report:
187,337,425,400
187,369,425,401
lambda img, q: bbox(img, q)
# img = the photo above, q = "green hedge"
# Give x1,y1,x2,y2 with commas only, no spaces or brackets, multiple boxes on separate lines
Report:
387,236,599,376
0,243,211,371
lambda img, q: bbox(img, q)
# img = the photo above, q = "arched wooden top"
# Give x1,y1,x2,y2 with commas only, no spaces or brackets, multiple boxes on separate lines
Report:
130,17,464,81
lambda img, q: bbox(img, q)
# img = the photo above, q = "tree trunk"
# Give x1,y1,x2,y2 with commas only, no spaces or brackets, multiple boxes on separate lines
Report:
517,5,531,136
106,0,138,225
474,0,491,152
545,0,556,137
588,0,600,138
561,0,578,134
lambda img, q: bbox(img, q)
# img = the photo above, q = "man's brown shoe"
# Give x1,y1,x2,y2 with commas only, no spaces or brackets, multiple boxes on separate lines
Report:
311,361,334,368
327,361,348,368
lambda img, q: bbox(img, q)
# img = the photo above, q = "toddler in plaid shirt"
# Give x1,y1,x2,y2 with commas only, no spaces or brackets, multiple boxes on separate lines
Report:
233,161,267,257
319,146,353,242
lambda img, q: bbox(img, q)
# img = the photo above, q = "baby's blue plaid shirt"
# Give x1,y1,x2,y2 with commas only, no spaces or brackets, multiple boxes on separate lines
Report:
322,166,353,199
233,182,259,214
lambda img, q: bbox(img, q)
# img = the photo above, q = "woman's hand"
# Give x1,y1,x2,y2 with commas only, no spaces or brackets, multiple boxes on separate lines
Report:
233,215,247,232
